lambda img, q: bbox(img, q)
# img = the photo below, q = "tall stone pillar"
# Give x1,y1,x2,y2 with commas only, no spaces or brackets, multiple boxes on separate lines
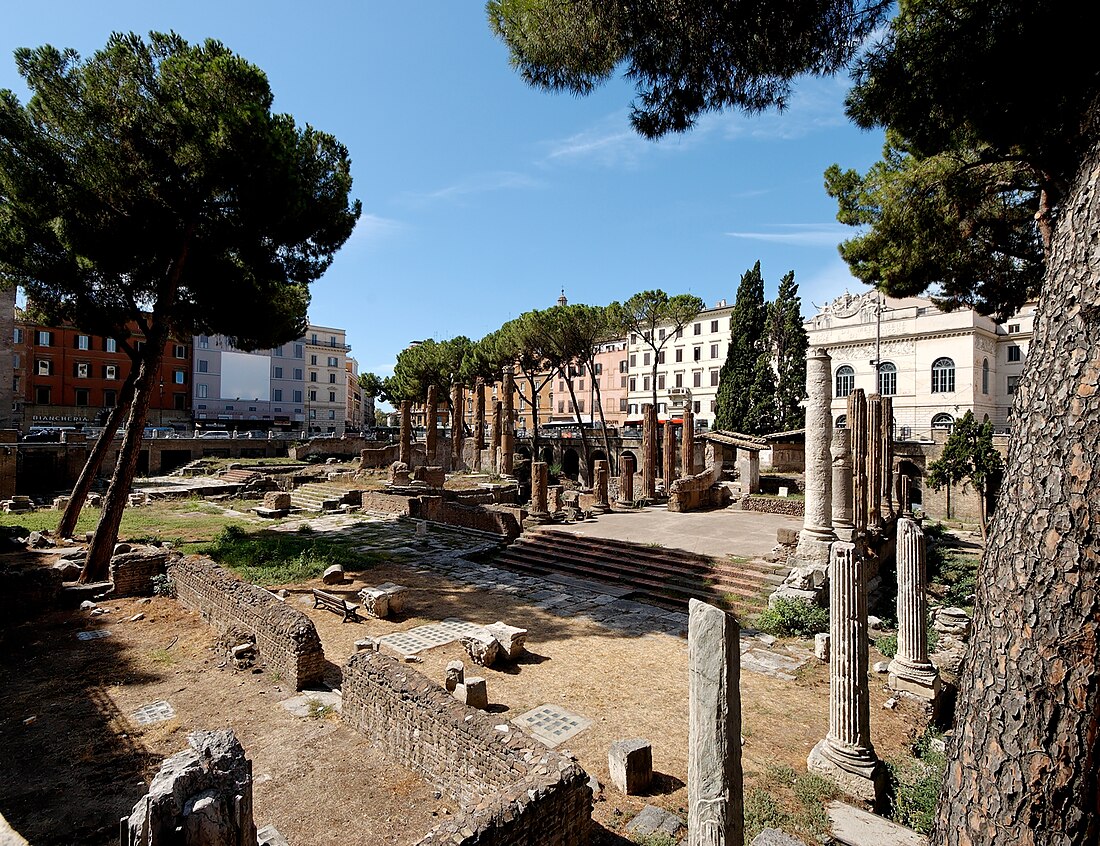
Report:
491,400,502,455
474,379,486,451
501,367,515,476
848,389,868,535
451,382,465,471
881,395,894,518
681,407,695,476
888,517,940,699
867,395,884,531
831,427,854,541
663,417,677,487
527,461,550,524
642,403,657,499
592,459,610,513
792,348,835,568
807,541,885,804
425,384,439,464
618,453,636,506
398,401,412,466
688,599,744,846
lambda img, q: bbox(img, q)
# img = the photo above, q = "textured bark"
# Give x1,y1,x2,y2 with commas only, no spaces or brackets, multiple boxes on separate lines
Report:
934,139,1100,846
57,366,137,538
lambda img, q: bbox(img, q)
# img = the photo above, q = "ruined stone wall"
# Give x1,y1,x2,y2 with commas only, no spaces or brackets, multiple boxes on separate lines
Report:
342,652,591,846
110,549,170,597
740,496,805,517
0,561,61,625
168,557,324,690
667,457,726,513
768,442,805,472
360,490,414,516
415,497,524,539
359,444,400,469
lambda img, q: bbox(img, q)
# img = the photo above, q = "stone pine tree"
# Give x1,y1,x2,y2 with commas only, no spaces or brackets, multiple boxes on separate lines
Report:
767,271,807,430
0,32,360,582
714,262,766,432
490,2,1100,841
926,411,1003,542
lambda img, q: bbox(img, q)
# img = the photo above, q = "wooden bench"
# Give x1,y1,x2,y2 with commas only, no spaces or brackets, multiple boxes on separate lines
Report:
312,588,361,623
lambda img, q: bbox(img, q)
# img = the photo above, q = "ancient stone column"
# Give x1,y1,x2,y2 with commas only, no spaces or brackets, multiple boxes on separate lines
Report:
831,427,854,541
867,395,884,531
807,541,884,804
881,395,894,518
491,400,501,455
848,389,868,535
425,384,439,464
682,407,695,476
451,382,465,471
618,453,636,506
888,517,941,699
398,401,412,466
642,403,658,499
528,461,550,523
474,379,486,451
592,459,610,513
688,599,744,846
663,416,677,488
792,348,835,568
501,367,515,476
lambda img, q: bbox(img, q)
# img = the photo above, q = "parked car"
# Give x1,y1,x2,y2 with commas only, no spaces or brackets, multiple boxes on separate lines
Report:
197,429,231,439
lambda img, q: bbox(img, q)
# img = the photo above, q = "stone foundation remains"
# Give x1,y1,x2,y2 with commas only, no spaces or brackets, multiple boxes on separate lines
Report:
740,496,805,517
169,557,325,690
110,547,171,597
342,652,592,845
667,444,729,512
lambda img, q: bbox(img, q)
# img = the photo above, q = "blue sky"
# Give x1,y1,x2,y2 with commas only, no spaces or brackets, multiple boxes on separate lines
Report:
1,2,885,380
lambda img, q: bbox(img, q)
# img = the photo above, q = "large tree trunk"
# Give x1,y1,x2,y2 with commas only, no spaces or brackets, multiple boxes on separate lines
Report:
80,329,166,583
57,367,138,538
560,368,591,484
586,359,615,474
933,139,1100,845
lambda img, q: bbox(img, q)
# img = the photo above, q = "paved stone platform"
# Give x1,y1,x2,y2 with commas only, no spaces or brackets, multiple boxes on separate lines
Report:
130,700,175,726
513,704,592,748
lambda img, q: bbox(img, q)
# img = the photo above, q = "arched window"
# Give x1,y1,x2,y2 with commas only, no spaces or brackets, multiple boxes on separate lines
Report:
835,365,855,398
931,357,955,393
931,412,954,430
878,362,897,396
982,358,989,394
835,414,848,428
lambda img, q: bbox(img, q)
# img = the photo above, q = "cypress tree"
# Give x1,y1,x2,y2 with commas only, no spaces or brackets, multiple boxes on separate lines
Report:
714,261,766,431
767,271,808,429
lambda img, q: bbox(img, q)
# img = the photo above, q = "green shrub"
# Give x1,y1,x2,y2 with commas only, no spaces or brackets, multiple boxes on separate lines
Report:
876,633,898,658
151,573,176,598
888,729,948,834
744,787,791,840
755,598,829,638
629,833,677,846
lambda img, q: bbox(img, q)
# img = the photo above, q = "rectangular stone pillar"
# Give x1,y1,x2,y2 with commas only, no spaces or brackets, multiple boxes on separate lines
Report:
491,400,501,455
474,379,486,452
451,382,465,472
398,401,412,467
642,403,657,500
888,516,940,699
663,417,677,488
592,459,610,512
848,389,868,535
737,450,759,495
681,407,695,475
501,367,515,476
688,599,744,846
617,453,636,506
527,461,550,525
425,385,438,464
792,348,835,569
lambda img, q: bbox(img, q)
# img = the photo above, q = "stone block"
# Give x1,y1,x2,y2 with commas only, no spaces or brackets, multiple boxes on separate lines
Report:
814,633,830,662
52,496,69,510
608,738,652,795
777,527,800,545
461,676,488,710
932,606,971,640
374,582,408,614
55,561,83,582
461,630,500,667
354,638,378,653
358,589,390,619
484,621,527,659
624,804,683,840
322,565,345,585
445,660,465,692
263,491,291,510
412,466,446,488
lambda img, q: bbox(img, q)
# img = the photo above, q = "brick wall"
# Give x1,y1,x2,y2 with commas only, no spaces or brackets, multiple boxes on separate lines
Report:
168,556,325,689
360,490,413,516
342,652,592,845
415,497,524,539
110,549,169,597
741,495,805,517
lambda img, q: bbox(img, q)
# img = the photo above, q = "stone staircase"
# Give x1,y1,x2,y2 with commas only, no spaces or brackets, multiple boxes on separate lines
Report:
290,481,358,512
220,468,262,485
489,527,787,615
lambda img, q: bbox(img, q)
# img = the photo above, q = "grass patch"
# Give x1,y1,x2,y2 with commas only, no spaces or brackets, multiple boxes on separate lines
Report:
306,699,337,720
887,728,947,834
193,525,386,586
925,522,979,608
149,648,175,666
743,764,838,842
629,833,677,846
0,499,244,544
754,598,829,638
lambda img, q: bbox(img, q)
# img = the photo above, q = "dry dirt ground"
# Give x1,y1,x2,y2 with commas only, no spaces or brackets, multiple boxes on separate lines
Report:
0,531,928,845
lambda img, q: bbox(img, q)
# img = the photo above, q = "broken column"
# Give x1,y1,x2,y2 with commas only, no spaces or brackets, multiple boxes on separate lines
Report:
425,384,439,464
807,541,885,804
122,729,257,846
527,461,551,524
618,453,637,506
398,401,412,467
451,382,466,472
791,347,836,568
848,389,868,535
663,417,677,489
642,403,657,500
500,367,515,476
490,400,502,470
737,449,760,495
592,459,610,513
687,599,744,846
881,395,894,518
867,395,884,531
831,427,854,541
474,378,486,467
888,517,940,699
681,407,695,475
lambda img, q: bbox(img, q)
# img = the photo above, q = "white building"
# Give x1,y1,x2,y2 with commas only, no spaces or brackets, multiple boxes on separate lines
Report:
304,324,350,435
624,300,733,428
805,291,1034,439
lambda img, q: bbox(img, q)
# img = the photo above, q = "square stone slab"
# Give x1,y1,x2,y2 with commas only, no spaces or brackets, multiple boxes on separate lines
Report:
130,700,175,725
76,630,111,641
513,704,592,748
377,618,479,657
280,690,342,718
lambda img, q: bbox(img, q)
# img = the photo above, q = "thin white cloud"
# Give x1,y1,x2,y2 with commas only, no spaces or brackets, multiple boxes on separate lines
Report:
402,170,543,205
700,75,850,142
348,213,404,247
540,110,701,169
726,223,853,248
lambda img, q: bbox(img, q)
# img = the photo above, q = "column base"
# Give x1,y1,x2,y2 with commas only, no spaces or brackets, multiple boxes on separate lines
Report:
887,658,941,700
807,739,886,806
832,523,856,543
790,528,836,570
523,512,553,529
590,503,610,514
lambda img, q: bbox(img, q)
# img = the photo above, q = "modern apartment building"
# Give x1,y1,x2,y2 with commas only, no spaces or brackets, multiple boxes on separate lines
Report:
805,291,1034,439
303,324,350,435
624,299,734,428
548,340,630,429
345,357,363,432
